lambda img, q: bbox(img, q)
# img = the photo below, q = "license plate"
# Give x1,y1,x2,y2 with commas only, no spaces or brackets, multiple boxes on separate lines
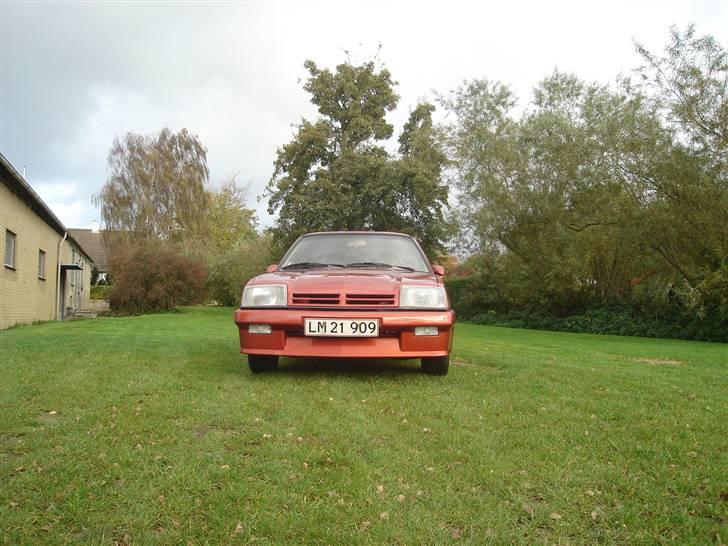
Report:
304,318,379,337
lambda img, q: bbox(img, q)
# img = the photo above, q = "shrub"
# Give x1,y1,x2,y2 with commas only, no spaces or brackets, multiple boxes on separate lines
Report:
206,235,273,306
108,244,207,315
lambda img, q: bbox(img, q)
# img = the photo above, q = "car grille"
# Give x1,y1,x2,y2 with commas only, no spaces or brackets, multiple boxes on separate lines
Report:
290,292,396,306
291,293,341,305
345,294,395,306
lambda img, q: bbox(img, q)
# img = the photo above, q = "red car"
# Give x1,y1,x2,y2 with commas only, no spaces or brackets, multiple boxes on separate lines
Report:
234,231,455,374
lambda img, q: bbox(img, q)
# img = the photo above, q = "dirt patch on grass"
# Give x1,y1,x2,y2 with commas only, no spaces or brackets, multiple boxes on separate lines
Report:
452,359,473,368
192,425,238,438
633,357,685,366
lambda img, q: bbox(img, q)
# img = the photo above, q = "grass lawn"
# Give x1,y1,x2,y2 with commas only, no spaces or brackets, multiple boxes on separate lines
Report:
1,307,726,544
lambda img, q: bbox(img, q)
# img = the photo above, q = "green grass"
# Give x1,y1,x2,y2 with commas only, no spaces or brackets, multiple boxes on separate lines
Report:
1,307,726,544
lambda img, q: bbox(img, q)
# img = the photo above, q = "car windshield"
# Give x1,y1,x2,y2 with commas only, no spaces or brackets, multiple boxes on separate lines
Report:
280,233,430,272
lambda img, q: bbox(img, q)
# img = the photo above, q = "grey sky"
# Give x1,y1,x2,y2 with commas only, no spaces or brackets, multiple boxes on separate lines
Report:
1,0,726,229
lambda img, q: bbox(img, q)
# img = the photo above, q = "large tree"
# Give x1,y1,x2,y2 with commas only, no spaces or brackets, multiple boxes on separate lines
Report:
442,26,727,314
94,128,210,248
266,58,449,256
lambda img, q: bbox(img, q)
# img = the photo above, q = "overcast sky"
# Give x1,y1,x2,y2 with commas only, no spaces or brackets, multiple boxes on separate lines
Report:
1,0,726,229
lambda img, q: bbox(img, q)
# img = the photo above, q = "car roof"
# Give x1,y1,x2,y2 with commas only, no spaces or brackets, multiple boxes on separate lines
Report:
301,231,413,237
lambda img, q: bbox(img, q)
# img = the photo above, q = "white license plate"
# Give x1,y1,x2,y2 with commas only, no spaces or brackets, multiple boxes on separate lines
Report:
304,318,379,337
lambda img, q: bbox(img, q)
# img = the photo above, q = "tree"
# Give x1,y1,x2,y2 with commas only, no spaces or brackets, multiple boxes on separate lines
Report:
266,58,449,256
441,26,727,318
632,25,728,308
207,177,257,253
94,128,210,249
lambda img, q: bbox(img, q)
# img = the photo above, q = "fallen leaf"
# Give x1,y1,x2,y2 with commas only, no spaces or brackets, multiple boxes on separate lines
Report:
379,511,389,521
591,510,598,520
425,466,434,472
585,490,595,496
550,512,562,520
396,494,405,503
220,464,230,470
302,462,309,470
234,522,244,534
9,501,18,507
423,428,432,433
158,495,165,504
359,521,371,531
451,528,462,539
522,503,534,516
376,485,384,494
48,410,57,415
262,433,272,439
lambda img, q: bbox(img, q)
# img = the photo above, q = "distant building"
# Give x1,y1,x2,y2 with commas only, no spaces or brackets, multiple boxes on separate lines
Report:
0,153,94,329
68,223,110,283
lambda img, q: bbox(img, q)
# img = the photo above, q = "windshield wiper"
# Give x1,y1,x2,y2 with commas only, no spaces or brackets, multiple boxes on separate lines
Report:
346,262,416,272
280,262,346,270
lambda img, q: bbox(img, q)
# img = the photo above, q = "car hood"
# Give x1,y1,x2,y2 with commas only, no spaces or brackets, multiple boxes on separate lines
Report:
249,269,440,291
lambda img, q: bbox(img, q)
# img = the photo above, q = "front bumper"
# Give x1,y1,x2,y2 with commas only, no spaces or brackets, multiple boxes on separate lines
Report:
234,308,455,358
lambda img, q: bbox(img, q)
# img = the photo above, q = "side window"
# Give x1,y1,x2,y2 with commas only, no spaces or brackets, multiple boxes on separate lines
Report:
38,249,46,279
4,230,16,269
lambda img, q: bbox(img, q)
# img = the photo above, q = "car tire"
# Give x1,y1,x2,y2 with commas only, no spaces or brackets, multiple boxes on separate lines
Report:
421,356,449,375
248,355,279,373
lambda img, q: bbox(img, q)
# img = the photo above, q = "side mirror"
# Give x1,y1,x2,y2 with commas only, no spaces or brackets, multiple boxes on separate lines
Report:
266,264,278,273
432,264,445,276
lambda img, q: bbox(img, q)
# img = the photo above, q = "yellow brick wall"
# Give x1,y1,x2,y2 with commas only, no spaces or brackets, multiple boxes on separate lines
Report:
0,182,61,329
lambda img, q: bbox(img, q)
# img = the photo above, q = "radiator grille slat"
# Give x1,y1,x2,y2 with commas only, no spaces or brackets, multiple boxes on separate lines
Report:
291,293,340,305
345,294,396,306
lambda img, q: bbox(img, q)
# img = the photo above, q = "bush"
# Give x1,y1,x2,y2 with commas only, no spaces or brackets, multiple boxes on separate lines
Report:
206,235,273,306
108,244,207,315
465,305,727,342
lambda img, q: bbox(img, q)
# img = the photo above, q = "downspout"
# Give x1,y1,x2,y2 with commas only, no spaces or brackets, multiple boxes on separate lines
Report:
56,232,67,320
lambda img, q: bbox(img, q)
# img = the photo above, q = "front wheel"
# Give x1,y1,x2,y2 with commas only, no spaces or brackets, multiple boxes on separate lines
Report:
248,355,279,373
421,356,449,375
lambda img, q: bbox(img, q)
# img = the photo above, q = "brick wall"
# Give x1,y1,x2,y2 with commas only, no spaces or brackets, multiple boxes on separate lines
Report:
0,182,61,329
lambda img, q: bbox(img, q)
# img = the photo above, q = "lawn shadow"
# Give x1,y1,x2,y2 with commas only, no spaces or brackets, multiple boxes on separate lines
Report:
273,357,424,378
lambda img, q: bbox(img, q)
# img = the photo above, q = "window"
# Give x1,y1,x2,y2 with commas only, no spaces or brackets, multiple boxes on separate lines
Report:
4,230,16,269
38,249,46,279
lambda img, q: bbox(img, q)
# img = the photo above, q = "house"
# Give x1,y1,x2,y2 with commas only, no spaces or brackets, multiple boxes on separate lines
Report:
68,224,110,283
0,153,94,329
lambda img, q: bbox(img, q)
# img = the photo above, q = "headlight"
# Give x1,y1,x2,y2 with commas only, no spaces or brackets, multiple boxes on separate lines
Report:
399,286,446,309
241,284,287,307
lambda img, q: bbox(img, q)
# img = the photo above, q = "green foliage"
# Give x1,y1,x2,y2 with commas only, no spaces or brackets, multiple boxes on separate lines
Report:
107,244,207,315
206,234,274,306
206,177,257,254
442,26,727,327
267,57,450,257
90,285,111,300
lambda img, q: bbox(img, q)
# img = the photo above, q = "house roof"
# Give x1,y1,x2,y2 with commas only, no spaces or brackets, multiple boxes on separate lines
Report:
67,229,109,272
0,152,94,264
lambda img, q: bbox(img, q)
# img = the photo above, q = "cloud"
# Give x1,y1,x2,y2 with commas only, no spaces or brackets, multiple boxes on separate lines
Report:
1,0,726,229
